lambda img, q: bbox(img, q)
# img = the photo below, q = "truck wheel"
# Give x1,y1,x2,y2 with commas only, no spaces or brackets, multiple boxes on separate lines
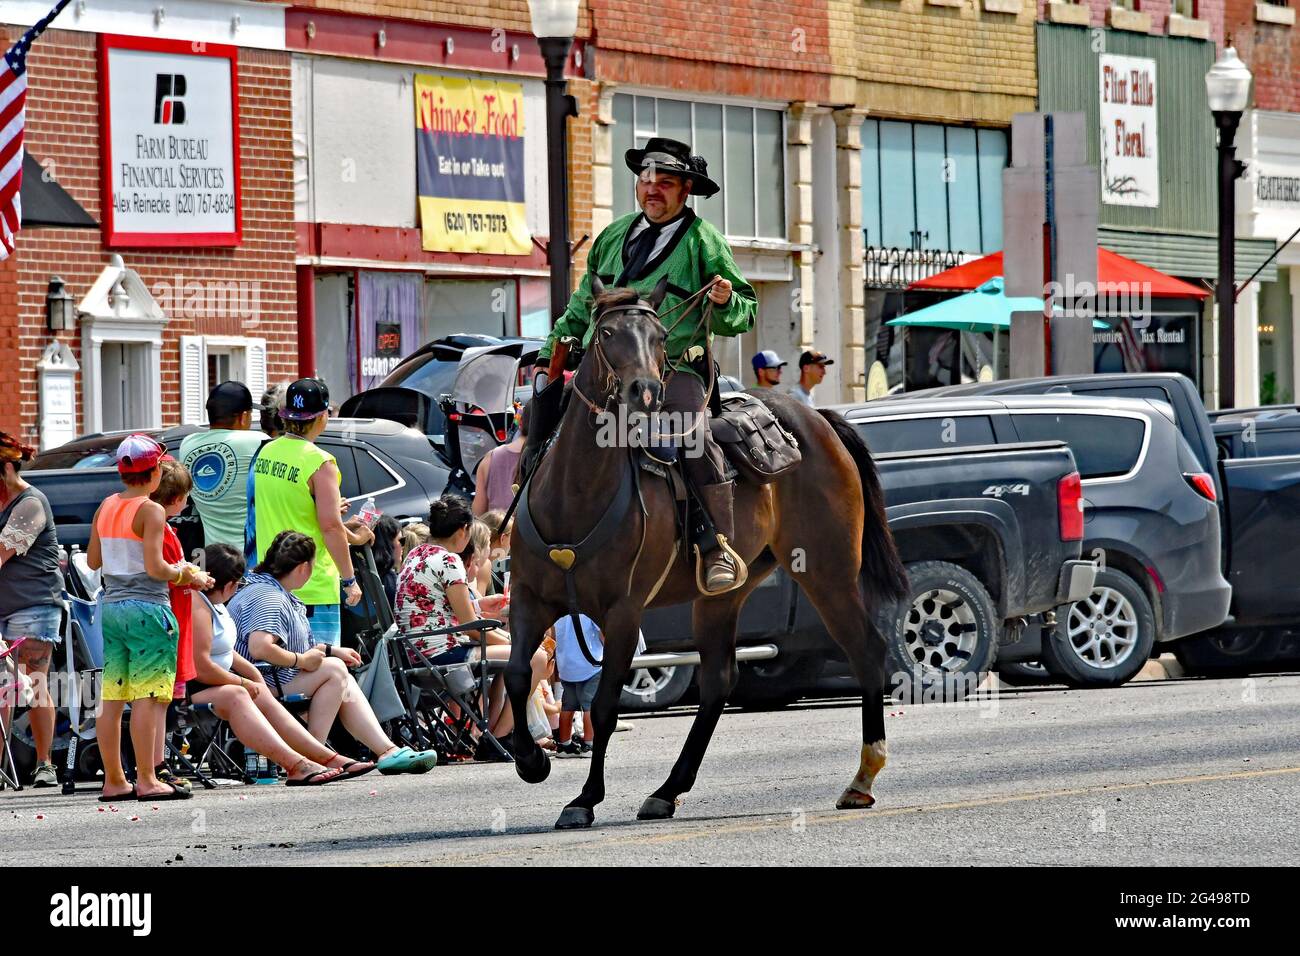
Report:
733,654,824,709
1041,568,1154,688
879,560,998,703
1172,628,1285,676
620,664,695,711
996,661,1054,686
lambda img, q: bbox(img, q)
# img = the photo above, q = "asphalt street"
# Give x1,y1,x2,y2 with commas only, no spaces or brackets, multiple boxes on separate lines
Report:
5,672,1300,866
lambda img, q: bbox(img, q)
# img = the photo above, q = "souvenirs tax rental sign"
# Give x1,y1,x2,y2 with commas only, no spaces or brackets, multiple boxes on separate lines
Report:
1099,53,1159,208
415,74,530,255
99,35,241,246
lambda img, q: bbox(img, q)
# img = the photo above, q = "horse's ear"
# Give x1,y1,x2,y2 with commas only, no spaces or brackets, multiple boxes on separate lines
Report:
590,274,605,300
648,275,670,311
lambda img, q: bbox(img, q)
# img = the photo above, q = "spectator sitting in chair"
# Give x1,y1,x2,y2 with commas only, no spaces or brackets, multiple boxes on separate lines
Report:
394,495,548,756
0,431,66,788
228,530,437,774
190,543,372,785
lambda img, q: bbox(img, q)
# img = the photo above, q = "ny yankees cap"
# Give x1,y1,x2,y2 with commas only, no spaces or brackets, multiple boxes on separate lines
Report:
281,378,331,420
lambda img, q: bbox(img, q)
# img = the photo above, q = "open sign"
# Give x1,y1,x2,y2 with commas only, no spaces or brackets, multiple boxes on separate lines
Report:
375,322,402,358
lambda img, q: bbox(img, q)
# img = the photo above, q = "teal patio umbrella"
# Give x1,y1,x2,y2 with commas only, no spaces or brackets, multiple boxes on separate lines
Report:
887,277,1107,332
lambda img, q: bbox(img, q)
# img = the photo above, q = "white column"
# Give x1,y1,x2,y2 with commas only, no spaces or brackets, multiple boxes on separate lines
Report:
591,84,617,238
788,103,820,380
1234,283,1261,407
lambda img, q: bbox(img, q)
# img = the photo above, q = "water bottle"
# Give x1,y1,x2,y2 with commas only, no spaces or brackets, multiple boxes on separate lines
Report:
255,754,277,784
358,496,381,528
244,748,258,781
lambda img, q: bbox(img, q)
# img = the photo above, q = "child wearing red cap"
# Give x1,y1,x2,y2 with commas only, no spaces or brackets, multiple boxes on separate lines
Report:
87,435,205,801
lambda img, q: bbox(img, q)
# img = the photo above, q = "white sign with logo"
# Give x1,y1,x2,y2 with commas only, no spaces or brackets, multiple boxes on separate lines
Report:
1099,54,1159,208
101,35,241,246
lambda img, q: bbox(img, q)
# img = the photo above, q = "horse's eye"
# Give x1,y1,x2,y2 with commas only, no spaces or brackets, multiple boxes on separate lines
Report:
600,327,613,339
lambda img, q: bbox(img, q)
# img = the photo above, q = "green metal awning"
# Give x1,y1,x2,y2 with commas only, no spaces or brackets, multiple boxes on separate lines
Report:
1098,227,1277,285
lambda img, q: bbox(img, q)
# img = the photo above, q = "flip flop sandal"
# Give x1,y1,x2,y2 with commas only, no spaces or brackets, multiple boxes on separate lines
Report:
286,768,344,787
140,783,192,801
336,760,376,780
98,787,137,803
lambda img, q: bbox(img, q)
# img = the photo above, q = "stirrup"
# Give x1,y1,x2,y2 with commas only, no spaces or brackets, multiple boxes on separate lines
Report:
693,535,748,596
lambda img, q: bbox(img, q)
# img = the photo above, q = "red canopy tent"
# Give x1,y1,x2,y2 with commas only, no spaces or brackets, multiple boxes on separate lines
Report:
907,248,1210,300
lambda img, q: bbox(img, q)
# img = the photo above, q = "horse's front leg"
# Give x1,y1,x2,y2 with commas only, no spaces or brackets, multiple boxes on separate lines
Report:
555,604,642,830
506,593,554,784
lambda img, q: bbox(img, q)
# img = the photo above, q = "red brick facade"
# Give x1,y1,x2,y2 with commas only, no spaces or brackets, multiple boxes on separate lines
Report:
0,28,297,444
1224,0,1300,108
1037,0,1227,41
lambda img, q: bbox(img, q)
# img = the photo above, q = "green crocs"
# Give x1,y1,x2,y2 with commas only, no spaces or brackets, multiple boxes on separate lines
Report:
376,747,438,775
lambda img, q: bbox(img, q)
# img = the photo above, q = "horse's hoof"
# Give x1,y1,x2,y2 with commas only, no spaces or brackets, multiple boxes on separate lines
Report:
835,787,876,810
636,796,677,820
555,805,595,830
515,748,551,785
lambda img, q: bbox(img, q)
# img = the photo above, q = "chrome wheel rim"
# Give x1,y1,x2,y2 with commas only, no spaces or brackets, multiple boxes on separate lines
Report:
904,588,980,675
624,666,678,700
1066,586,1139,670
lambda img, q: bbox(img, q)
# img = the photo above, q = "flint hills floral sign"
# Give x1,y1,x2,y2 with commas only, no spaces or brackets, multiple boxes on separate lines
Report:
1099,53,1158,209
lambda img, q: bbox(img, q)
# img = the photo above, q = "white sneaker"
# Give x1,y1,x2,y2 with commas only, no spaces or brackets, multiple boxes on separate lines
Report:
615,719,633,733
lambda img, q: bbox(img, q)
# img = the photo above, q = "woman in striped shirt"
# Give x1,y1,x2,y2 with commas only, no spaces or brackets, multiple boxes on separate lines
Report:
228,530,437,775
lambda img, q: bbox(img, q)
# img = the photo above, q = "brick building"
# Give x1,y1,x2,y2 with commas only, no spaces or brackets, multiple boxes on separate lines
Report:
0,1,297,447
1224,0,1300,405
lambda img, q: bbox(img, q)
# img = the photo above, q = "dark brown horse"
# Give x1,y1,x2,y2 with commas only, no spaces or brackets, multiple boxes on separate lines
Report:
505,284,907,829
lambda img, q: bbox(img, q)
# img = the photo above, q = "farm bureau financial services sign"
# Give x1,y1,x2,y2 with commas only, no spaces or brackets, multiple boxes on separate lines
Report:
101,36,241,247
415,74,529,255
1099,53,1158,209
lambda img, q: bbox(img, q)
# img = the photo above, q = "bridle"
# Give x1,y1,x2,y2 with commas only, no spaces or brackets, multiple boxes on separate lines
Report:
570,278,721,420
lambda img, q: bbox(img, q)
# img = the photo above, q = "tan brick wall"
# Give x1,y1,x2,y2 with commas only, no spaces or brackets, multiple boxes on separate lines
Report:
835,0,1039,125
0,30,298,444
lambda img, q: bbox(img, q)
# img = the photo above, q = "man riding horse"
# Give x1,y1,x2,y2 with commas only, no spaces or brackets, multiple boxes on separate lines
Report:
534,137,757,595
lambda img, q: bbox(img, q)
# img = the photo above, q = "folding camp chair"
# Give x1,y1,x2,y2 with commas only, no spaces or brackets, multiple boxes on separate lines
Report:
181,701,254,784
0,637,29,791
389,618,511,763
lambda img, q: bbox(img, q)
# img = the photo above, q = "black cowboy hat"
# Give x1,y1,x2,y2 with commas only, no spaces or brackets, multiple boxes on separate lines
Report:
625,137,720,198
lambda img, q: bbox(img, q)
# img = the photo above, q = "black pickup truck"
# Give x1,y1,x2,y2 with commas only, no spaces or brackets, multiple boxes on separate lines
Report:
637,409,1095,705
892,373,1300,674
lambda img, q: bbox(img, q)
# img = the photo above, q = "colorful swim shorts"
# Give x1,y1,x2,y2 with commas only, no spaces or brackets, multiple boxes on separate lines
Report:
100,600,178,702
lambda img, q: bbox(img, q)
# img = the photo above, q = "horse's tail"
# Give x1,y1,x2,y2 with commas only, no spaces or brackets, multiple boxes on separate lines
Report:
817,408,909,603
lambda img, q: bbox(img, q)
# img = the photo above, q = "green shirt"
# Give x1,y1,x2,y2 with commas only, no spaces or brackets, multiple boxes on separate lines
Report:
539,210,757,377
251,436,340,606
179,427,266,550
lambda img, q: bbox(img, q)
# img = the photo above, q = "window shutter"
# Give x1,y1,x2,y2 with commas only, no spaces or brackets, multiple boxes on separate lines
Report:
244,338,268,400
180,336,207,425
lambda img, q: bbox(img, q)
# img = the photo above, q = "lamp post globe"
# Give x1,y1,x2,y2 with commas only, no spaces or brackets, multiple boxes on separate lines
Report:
1206,46,1252,408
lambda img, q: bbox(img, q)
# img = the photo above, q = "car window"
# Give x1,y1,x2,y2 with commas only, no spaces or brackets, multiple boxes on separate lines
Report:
1251,429,1300,458
856,415,996,453
1011,413,1146,479
355,449,397,494
321,446,361,501
1073,385,1173,405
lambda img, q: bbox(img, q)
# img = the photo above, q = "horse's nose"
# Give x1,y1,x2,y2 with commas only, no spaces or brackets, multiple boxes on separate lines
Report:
628,377,662,412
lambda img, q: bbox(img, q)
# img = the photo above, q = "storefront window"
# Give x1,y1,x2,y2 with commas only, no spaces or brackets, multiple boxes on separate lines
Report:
610,93,785,240
1258,271,1295,405
423,278,518,341
862,119,1007,256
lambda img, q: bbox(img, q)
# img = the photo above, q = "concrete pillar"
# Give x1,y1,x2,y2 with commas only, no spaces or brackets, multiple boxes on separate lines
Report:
1234,283,1261,407
788,102,822,387
591,84,617,238
835,107,868,403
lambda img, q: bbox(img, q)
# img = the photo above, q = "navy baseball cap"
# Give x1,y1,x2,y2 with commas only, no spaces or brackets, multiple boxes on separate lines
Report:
206,381,253,421
798,350,835,368
281,378,331,420
751,350,787,372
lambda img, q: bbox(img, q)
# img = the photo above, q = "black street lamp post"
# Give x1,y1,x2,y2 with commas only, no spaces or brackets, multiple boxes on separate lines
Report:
1206,47,1253,408
528,0,581,322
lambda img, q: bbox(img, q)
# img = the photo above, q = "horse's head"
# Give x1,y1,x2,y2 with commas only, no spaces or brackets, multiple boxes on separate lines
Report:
588,275,669,415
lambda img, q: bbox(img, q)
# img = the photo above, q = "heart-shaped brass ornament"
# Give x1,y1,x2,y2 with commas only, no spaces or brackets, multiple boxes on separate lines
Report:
548,548,577,570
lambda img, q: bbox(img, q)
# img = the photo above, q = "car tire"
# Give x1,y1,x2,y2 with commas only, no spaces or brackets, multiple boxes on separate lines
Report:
1172,628,1286,677
996,661,1055,686
733,653,825,709
878,560,998,703
620,664,695,711
1041,568,1155,689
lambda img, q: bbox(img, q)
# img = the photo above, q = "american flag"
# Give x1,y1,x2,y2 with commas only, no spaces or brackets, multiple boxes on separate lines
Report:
0,0,73,260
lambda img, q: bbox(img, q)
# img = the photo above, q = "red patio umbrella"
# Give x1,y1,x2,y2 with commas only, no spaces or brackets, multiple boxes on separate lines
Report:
907,248,1210,300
